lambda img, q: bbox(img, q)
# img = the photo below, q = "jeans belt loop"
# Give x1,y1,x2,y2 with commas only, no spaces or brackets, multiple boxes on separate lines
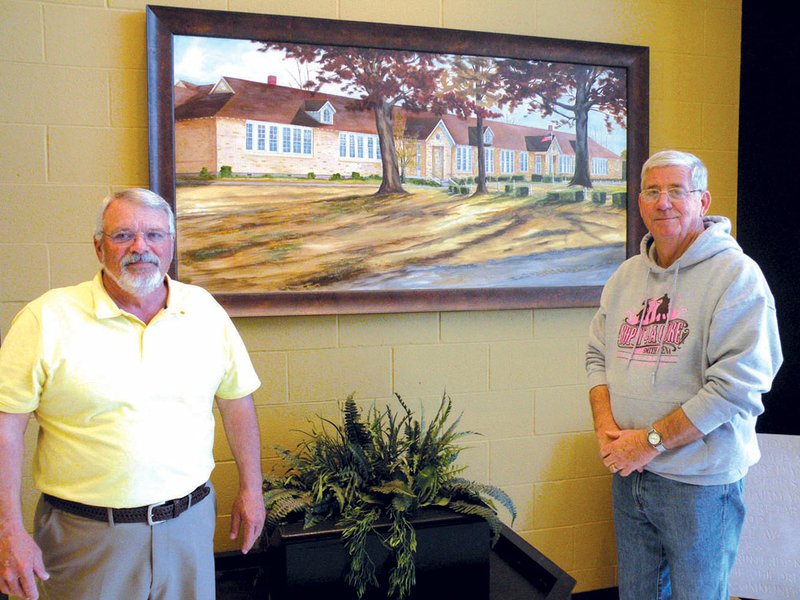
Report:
107,507,115,527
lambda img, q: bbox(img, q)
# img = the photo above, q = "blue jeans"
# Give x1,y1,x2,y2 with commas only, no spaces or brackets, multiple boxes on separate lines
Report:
612,470,745,600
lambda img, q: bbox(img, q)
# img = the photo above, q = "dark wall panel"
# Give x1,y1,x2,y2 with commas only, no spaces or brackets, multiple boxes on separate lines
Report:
738,1,800,434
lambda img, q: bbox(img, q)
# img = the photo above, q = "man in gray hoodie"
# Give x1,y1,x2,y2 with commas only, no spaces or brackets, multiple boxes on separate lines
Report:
586,150,782,600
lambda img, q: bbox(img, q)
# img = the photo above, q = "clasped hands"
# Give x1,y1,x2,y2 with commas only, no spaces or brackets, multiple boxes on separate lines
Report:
598,428,658,477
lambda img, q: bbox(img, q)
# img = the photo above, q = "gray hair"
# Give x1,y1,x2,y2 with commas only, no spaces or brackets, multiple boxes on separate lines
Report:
93,188,176,241
641,150,708,192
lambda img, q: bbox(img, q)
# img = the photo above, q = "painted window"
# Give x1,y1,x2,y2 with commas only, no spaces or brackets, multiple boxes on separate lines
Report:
535,155,542,174
484,148,495,174
269,126,278,152
257,124,266,151
456,146,472,172
500,149,514,174
338,131,382,162
244,120,313,156
559,154,575,174
245,123,254,151
321,107,333,124
520,152,529,172
282,127,292,153
592,157,608,176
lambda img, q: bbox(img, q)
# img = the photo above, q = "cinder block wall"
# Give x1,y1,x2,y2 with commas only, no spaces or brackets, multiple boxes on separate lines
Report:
0,0,742,593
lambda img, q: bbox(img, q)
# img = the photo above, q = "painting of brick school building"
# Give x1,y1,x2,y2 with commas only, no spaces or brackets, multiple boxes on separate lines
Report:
174,76,623,184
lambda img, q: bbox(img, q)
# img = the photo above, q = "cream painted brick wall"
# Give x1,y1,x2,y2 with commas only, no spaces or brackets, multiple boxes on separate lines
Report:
0,185,105,244
0,124,47,183
0,244,50,302
0,63,109,126
0,0,744,592
288,346,393,401
339,312,440,346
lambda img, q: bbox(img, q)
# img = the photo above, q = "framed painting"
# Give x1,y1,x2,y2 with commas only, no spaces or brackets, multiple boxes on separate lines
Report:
146,5,649,316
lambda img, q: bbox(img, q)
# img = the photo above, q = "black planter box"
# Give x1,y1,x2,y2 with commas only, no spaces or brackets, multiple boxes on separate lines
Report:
235,508,576,599
490,524,576,599
263,508,490,600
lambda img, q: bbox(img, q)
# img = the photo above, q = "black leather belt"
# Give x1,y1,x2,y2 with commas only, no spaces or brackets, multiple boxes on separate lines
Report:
43,483,210,525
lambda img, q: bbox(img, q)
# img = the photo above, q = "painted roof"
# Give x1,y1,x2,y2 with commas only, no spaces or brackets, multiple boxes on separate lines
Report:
175,77,377,134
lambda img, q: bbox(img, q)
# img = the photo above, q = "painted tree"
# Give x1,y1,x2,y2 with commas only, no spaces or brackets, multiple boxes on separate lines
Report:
256,43,442,195
392,112,416,183
500,60,627,188
435,56,503,196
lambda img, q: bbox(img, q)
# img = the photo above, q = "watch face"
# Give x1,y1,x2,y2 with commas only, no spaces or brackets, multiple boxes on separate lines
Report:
648,431,662,446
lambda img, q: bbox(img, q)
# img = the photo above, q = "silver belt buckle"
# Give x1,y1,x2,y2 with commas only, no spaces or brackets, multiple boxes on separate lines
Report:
146,500,169,525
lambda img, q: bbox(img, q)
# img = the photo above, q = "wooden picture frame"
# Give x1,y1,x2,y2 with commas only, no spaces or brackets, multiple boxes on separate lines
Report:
146,5,648,316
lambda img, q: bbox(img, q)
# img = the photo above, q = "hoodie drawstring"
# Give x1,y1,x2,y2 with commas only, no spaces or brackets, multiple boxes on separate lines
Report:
626,267,651,367
651,264,680,384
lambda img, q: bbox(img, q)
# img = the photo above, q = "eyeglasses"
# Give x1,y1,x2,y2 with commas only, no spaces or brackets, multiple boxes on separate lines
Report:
102,230,173,245
640,187,703,202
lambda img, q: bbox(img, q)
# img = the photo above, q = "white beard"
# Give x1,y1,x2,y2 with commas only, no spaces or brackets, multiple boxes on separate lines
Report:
102,251,165,296
107,267,164,295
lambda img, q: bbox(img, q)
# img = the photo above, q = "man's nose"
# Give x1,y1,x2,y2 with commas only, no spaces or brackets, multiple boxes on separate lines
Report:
129,232,150,251
655,191,673,208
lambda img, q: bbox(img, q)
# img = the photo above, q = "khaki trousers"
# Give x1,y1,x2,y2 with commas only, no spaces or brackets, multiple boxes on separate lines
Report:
33,486,216,600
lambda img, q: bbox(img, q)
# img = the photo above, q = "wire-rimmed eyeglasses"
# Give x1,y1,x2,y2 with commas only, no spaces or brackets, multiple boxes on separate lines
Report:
640,187,703,203
102,230,173,245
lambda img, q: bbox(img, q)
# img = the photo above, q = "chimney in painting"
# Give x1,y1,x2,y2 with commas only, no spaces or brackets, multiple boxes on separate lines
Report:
267,75,277,86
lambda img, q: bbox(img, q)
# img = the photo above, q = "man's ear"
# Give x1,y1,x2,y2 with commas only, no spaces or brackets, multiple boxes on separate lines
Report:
700,190,712,216
94,237,103,262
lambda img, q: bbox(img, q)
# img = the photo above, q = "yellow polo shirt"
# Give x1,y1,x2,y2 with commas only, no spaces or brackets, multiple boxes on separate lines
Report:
0,272,260,508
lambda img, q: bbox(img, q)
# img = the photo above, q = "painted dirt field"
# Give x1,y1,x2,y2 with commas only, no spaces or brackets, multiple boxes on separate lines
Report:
176,182,626,293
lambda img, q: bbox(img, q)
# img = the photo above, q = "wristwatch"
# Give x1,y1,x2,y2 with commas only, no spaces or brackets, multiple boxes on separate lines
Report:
647,427,666,453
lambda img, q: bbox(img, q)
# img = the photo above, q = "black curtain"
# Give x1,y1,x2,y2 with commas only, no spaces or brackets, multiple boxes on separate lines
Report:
738,0,800,434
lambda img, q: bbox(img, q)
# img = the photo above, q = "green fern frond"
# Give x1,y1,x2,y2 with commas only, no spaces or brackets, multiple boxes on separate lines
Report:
448,499,503,543
384,511,417,599
370,479,415,498
263,491,312,528
341,507,381,598
343,394,371,449
472,482,517,523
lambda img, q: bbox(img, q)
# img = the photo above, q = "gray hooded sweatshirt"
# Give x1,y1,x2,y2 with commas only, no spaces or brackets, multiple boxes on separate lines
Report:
586,215,782,485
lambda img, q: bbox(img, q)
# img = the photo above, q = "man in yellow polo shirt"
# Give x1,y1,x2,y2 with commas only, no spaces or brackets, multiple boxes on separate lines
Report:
0,189,264,600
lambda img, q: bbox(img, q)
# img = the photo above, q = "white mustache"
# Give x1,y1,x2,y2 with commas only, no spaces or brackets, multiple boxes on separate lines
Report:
121,252,160,268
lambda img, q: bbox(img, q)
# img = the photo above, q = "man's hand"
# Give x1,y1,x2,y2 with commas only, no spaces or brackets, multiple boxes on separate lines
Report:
1,411,47,598
229,487,265,554
600,429,658,476
595,423,621,450
0,522,49,600
216,394,265,554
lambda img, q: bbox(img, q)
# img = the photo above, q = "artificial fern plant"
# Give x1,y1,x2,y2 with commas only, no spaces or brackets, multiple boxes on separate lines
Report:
262,392,516,599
